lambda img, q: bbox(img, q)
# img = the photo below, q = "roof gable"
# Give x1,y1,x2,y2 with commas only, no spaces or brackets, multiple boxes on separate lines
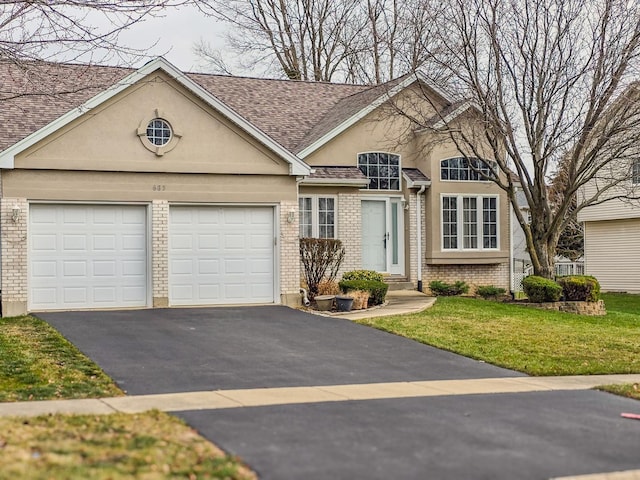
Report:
0,58,311,175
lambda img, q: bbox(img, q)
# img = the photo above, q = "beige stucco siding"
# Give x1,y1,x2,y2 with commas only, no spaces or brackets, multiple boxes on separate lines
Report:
584,219,640,293
15,72,289,176
2,170,297,203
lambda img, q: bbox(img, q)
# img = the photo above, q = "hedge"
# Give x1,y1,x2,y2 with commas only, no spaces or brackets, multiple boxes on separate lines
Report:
428,280,469,296
341,270,385,282
557,275,601,302
522,275,562,303
338,279,388,306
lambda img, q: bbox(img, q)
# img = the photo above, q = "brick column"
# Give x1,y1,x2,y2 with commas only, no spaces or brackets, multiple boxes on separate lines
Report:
280,200,301,306
152,200,169,307
1,198,28,317
337,192,361,275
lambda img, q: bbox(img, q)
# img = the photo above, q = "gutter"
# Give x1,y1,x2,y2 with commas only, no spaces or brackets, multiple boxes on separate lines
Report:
416,185,427,292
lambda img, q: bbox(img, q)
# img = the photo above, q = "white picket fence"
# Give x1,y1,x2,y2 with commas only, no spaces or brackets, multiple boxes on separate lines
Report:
513,260,585,292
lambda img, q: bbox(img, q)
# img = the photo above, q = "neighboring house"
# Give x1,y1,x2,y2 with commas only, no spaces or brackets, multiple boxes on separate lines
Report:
0,57,510,316
510,186,531,291
578,159,640,293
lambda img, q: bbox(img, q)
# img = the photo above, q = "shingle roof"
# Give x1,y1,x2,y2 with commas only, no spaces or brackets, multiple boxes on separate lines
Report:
187,73,368,152
403,168,430,183
0,61,132,151
0,60,446,159
308,166,369,180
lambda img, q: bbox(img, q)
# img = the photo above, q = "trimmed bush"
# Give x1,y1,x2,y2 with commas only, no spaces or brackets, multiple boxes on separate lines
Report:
476,285,507,299
341,270,384,282
557,275,601,302
522,275,562,303
428,280,469,296
339,279,388,306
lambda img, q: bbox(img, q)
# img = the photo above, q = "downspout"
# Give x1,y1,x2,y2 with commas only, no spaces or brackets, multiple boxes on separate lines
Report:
416,185,427,292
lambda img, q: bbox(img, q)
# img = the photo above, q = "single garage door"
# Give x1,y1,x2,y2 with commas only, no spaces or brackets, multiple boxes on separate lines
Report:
169,206,275,305
29,204,148,310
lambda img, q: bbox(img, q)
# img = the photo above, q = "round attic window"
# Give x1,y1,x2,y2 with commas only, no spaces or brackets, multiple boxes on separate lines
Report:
146,118,172,146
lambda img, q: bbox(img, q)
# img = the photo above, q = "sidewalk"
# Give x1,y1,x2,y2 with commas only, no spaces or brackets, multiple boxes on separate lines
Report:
1,374,639,418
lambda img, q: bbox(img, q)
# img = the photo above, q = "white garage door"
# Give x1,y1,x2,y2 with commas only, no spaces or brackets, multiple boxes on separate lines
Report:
29,204,148,310
169,206,275,305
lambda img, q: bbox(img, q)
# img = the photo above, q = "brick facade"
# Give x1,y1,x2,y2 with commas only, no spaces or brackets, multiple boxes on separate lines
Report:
1,198,28,317
337,192,362,276
280,200,301,306
152,200,169,307
423,262,510,294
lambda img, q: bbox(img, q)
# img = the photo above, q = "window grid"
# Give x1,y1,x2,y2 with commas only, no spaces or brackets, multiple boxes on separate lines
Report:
442,196,458,249
146,118,172,146
442,195,499,251
440,157,496,181
463,197,478,249
358,152,401,190
483,197,498,249
633,160,640,184
299,196,336,239
299,197,313,238
318,198,335,239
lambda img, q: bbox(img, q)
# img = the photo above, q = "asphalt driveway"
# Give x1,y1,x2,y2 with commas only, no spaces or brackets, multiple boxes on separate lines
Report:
40,307,640,479
40,306,522,395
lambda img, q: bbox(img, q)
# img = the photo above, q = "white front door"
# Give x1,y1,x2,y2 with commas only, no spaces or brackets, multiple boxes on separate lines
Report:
361,199,404,274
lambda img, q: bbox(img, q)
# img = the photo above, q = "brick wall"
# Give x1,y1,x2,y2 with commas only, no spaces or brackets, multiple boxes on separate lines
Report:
423,262,510,293
337,192,362,276
1,198,28,316
280,200,301,305
152,200,169,307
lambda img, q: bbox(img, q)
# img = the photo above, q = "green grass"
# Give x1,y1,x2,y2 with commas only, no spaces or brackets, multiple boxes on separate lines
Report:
0,315,122,402
356,293,640,376
597,383,640,401
0,410,255,479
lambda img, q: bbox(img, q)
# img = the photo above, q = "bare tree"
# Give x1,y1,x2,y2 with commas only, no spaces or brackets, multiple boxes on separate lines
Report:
411,0,640,278
196,0,440,83
196,0,361,81
0,1,194,100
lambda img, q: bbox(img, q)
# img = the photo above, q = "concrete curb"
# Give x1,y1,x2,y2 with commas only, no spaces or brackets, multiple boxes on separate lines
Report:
1,374,638,418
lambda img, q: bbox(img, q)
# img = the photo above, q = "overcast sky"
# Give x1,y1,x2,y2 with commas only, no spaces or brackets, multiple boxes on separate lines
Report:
117,4,225,72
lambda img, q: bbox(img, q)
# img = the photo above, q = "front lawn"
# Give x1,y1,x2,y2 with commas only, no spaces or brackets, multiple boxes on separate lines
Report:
0,315,122,402
356,293,640,376
0,410,255,479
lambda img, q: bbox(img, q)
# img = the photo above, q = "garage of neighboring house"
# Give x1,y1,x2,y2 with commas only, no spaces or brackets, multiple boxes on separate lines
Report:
168,205,276,305
28,203,148,311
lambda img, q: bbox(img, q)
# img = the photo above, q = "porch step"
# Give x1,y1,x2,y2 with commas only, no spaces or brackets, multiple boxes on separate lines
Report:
383,277,417,291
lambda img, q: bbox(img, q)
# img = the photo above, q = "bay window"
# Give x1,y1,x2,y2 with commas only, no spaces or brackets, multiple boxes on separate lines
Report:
442,195,499,250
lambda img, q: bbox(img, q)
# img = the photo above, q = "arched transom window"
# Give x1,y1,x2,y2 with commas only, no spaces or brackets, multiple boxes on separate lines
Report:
440,157,496,181
358,152,401,190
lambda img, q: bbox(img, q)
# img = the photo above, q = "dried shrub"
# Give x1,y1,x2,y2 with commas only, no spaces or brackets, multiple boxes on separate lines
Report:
300,238,345,299
317,279,340,296
350,290,370,310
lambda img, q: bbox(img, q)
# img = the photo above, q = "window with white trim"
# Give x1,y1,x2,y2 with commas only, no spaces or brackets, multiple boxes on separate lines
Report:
633,159,640,184
442,195,499,250
299,196,336,238
358,152,401,190
440,157,497,181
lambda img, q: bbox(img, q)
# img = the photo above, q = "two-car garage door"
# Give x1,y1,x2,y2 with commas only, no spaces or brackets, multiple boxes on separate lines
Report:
28,204,276,311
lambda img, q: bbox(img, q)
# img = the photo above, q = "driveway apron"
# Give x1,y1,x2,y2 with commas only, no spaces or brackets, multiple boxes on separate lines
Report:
40,306,522,395
40,307,640,479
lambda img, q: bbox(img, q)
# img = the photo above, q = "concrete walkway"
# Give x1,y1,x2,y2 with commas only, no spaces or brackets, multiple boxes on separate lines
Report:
314,289,436,320
2,374,639,418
